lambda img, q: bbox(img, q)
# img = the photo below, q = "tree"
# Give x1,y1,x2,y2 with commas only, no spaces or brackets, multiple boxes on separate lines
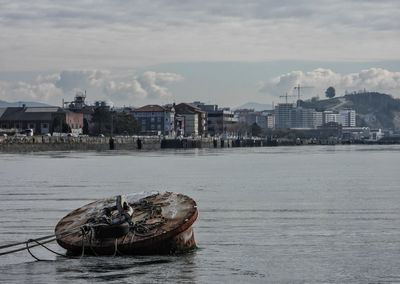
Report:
251,122,262,137
51,116,71,133
82,118,89,134
113,112,139,135
91,107,112,135
325,86,336,99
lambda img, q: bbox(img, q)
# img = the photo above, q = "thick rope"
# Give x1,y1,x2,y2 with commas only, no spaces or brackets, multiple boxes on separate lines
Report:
0,225,86,258
0,237,57,257
0,225,84,251
26,240,41,261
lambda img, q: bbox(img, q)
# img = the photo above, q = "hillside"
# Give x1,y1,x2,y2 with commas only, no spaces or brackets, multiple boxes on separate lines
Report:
300,92,400,130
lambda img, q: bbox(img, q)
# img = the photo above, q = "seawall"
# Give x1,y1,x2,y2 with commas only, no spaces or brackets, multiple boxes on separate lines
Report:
0,136,275,152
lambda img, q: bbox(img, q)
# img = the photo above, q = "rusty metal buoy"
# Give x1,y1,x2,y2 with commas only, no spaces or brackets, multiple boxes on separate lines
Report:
55,192,198,255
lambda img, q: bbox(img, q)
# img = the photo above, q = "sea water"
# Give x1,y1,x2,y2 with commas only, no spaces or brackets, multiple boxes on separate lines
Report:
0,145,400,283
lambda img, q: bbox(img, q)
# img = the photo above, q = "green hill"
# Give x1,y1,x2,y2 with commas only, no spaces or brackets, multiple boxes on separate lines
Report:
300,92,400,130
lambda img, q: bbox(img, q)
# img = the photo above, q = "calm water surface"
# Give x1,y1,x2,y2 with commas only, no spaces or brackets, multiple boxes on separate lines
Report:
0,145,400,283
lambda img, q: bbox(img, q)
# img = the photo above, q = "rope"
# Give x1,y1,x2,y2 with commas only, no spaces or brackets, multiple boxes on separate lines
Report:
29,239,67,259
80,227,86,258
0,225,86,258
0,237,57,257
26,240,41,261
112,239,118,257
1,226,89,261
88,226,99,257
0,225,84,251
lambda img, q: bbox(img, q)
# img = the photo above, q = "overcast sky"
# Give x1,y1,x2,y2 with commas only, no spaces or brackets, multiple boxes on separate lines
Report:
0,0,399,107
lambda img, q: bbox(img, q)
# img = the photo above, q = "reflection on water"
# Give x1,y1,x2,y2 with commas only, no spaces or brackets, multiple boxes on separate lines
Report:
0,254,197,284
1,145,400,283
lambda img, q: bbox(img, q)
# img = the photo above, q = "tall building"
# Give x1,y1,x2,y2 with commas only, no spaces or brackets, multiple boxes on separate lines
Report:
312,111,323,128
290,107,315,129
266,112,275,129
275,103,294,129
339,109,356,127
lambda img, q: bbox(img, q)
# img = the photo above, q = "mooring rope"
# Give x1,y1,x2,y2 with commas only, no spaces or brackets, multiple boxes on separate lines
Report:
0,237,57,257
0,225,84,251
22,227,88,261
0,225,87,259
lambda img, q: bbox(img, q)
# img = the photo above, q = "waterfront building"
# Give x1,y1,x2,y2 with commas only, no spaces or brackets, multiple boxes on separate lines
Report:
195,103,238,136
175,103,207,137
342,127,370,141
0,106,83,135
318,122,343,139
63,92,99,135
174,115,185,137
132,105,175,136
369,129,384,141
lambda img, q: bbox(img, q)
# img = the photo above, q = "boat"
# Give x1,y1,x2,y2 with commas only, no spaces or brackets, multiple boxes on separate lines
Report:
55,192,198,255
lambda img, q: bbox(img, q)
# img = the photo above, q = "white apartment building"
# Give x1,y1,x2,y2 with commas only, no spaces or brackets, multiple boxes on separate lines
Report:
339,109,356,127
323,111,339,124
313,111,323,128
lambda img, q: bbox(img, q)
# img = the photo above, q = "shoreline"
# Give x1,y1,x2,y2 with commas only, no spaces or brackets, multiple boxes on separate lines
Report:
0,135,398,153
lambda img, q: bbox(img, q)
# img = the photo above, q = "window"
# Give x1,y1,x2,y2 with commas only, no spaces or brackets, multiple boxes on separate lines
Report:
151,117,155,122
157,117,161,122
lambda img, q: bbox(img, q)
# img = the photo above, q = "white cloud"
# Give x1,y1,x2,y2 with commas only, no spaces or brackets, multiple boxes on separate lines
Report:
0,80,64,103
0,69,184,104
259,68,400,98
137,72,184,99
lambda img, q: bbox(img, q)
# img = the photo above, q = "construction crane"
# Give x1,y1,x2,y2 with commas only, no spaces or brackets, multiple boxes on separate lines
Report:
279,92,297,104
294,84,314,101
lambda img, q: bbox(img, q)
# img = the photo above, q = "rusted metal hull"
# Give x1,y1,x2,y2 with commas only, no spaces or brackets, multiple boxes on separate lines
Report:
55,192,198,255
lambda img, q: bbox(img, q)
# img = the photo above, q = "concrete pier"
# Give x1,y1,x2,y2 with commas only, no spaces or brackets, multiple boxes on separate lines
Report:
0,136,275,152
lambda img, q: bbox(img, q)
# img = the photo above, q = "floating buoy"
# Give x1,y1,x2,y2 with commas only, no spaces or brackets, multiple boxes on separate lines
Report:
55,192,198,255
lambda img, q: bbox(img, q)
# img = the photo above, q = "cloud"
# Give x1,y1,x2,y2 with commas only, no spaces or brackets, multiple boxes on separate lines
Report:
49,70,110,92
136,72,184,99
1,1,400,71
0,69,184,104
259,68,400,98
0,80,64,103
2,1,399,31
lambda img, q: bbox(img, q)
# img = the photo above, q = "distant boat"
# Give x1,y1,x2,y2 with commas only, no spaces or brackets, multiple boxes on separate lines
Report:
55,192,198,255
